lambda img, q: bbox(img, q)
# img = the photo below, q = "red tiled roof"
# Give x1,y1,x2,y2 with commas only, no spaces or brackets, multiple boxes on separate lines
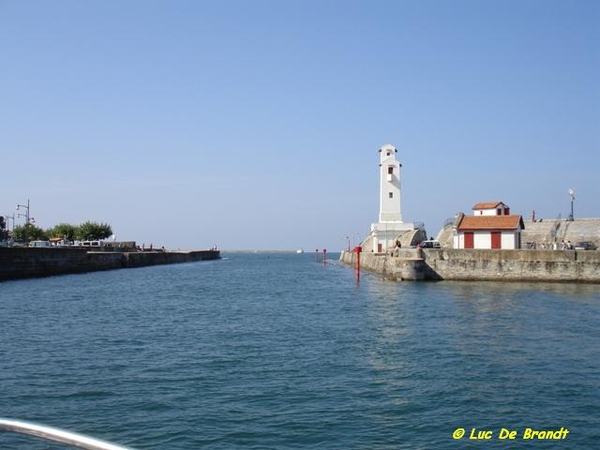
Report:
457,215,524,231
473,201,505,210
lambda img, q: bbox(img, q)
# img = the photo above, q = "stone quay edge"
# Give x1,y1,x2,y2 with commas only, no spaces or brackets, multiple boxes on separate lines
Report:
340,248,600,283
0,247,220,281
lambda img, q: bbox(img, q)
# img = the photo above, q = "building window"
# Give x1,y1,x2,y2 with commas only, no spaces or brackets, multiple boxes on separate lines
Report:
389,192,393,198
388,166,394,174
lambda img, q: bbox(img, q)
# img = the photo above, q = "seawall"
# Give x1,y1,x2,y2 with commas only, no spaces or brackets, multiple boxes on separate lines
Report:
340,249,600,283
0,248,220,282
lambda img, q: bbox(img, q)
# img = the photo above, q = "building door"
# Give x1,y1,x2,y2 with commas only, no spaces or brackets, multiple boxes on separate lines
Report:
491,231,501,249
464,232,474,249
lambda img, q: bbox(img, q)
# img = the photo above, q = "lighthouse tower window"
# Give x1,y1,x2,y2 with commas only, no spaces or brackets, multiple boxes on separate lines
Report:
389,192,394,198
388,166,394,174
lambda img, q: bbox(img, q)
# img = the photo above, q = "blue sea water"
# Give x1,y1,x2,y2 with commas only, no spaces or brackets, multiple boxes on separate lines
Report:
0,252,599,449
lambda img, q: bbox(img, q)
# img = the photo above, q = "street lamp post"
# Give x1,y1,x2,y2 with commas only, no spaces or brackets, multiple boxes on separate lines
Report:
568,189,575,221
16,199,31,225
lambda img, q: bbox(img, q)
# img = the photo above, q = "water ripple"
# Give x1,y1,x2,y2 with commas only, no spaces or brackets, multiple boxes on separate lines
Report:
1,253,598,448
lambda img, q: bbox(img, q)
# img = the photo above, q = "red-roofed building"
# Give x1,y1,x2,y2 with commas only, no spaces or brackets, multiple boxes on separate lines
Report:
454,202,524,249
472,201,510,216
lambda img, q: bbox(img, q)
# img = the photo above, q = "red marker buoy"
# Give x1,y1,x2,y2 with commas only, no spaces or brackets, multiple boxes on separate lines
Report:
354,245,362,282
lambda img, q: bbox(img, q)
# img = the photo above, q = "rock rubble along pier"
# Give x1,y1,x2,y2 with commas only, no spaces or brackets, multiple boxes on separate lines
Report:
0,247,220,281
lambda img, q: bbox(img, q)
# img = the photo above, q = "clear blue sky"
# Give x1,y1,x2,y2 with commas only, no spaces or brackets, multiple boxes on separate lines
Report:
1,1,598,250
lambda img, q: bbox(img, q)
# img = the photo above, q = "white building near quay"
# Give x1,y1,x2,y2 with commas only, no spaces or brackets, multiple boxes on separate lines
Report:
453,201,524,250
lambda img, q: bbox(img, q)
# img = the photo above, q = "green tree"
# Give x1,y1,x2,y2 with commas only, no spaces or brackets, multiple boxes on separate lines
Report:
47,223,78,241
0,216,8,241
12,224,48,243
75,221,113,241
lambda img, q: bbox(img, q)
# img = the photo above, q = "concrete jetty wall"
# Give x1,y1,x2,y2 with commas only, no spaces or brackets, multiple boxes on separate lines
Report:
340,249,600,283
0,248,220,281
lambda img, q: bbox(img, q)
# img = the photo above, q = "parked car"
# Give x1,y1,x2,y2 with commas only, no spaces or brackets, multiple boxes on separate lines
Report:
28,240,51,248
420,239,441,249
81,240,105,247
574,241,597,250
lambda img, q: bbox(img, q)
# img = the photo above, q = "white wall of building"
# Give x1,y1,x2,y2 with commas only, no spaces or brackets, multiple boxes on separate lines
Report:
475,209,498,216
454,230,520,249
370,223,414,252
473,232,491,249
501,232,518,249
473,203,508,216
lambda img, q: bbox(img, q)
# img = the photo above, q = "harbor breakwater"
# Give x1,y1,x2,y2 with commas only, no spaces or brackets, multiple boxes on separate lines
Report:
340,248,600,283
0,248,220,281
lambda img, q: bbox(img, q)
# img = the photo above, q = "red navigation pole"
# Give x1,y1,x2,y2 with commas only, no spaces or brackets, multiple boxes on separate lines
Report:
354,245,362,283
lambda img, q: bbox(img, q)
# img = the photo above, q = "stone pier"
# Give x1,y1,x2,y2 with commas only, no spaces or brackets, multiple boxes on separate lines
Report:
0,248,220,281
340,248,600,283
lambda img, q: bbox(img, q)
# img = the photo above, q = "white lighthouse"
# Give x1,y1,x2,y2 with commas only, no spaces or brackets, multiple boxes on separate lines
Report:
378,144,403,223
370,144,414,252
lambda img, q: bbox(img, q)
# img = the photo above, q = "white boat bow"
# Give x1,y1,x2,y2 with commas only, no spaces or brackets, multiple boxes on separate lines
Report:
0,418,134,450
